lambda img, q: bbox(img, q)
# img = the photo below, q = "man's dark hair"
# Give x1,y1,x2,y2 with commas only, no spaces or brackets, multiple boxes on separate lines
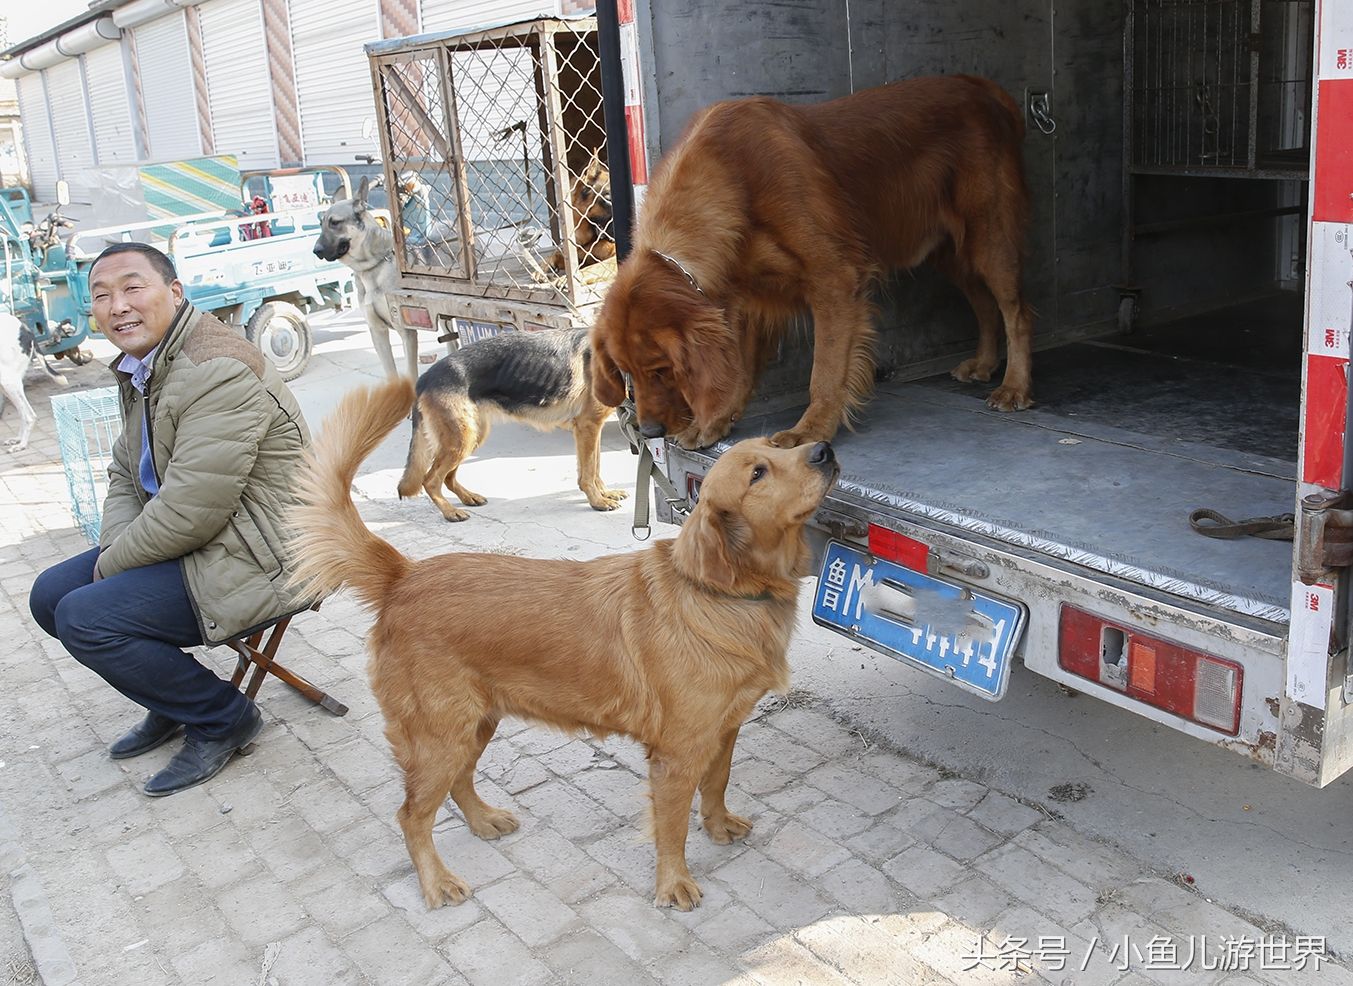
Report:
90,242,178,285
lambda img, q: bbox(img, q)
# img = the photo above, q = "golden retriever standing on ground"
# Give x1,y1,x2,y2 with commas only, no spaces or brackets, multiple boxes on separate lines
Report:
590,74,1034,451
290,378,839,910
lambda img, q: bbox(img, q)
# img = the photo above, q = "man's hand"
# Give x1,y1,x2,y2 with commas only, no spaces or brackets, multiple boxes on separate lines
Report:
92,554,104,582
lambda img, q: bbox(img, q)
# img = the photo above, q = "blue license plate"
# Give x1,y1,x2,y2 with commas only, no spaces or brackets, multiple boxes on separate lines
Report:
812,541,1027,700
456,318,513,344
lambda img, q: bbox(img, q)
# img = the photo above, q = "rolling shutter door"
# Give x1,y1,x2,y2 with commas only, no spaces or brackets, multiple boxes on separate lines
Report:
290,0,379,165
16,74,59,201
135,13,202,162
46,60,96,197
419,0,550,34
84,43,138,166
200,0,278,168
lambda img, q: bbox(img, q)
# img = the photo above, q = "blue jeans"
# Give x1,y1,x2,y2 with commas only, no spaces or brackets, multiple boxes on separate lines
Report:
29,547,249,741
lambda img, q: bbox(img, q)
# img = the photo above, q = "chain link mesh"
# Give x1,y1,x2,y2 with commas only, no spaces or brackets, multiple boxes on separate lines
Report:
375,18,615,310
51,386,123,547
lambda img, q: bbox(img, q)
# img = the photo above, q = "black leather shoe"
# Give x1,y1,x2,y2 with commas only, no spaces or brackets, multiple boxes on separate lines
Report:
109,711,181,760
143,703,263,798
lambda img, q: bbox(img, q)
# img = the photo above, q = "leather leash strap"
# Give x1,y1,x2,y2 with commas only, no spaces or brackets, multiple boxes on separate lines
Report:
1188,508,1295,541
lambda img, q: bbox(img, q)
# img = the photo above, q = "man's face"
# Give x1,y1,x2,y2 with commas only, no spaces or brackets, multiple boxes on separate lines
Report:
90,253,184,359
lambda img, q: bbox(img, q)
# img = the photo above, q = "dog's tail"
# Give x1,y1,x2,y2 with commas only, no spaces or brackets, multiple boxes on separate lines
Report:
290,378,415,608
396,399,434,500
15,325,68,386
38,358,68,387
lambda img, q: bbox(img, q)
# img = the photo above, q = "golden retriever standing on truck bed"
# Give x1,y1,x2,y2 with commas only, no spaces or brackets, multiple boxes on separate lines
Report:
590,74,1034,451
289,378,839,910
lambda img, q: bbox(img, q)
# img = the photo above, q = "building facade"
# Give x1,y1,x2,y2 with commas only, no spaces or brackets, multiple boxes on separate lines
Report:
2,0,590,201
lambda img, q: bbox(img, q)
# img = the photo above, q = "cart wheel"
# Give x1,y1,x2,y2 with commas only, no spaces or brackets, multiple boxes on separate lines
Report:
68,346,95,366
245,301,312,382
1117,295,1138,335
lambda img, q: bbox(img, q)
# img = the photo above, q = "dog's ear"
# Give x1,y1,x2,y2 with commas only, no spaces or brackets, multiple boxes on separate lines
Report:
675,308,742,426
354,176,371,209
585,148,604,182
588,333,627,408
673,504,750,594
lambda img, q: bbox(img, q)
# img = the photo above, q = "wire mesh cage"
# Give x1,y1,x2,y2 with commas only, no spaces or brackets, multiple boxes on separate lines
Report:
1127,0,1314,175
372,18,615,311
50,387,123,546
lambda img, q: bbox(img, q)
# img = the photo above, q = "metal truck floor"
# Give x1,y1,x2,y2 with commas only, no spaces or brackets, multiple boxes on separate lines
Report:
727,344,1298,625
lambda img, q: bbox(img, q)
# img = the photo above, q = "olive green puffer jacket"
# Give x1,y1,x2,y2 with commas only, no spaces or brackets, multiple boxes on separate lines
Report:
96,303,313,644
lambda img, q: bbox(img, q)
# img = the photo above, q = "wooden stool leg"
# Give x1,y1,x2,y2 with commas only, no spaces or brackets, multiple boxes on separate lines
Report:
226,615,349,716
229,630,266,688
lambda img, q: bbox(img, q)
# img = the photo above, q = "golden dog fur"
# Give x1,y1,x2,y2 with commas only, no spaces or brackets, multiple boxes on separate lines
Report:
290,378,839,910
590,74,1034,451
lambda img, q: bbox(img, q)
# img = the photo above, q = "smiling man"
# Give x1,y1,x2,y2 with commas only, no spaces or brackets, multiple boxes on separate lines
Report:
29,243,313,796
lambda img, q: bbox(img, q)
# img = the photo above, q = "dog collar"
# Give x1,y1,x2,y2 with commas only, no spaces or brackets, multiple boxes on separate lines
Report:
351,248,395,274
681,569,779,604
653,250,705,296
705,585,780,604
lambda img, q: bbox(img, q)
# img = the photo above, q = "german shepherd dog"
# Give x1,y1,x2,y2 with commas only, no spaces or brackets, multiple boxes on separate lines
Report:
397,328,626,520
591,75,1033,451
290,378,839,910
548,150,616,274
313,177,419,380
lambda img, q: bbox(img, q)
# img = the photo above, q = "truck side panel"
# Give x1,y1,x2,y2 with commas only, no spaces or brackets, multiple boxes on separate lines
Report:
641,0,1134,378
1277,0,1353,786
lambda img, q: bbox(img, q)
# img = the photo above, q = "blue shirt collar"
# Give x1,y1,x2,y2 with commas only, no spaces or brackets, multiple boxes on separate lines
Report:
117,346,159,394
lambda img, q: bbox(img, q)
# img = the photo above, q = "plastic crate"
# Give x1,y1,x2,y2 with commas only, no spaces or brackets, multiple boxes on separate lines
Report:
50,387,124,546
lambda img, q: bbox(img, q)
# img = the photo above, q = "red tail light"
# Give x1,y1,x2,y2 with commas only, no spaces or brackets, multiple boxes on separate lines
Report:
868,524,930,572
399,305,433,329
1059,607,1242,734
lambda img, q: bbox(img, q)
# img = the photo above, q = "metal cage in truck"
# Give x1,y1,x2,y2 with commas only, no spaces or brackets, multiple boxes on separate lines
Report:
605,0,1353,786
366,16,617,345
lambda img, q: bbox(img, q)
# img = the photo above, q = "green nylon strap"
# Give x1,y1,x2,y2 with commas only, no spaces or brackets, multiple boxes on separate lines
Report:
616,396,687,540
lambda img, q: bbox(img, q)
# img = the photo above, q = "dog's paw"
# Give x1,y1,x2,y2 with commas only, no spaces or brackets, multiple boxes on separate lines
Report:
654,875,703,911
441,509,472,523
676,420,733,450
422,870,473,909
3,440,25,453
986,386,1034,412
771,427,829,449
703,812,753,845
673,424,705,450
457,491,488,507
467,807,520,840
950,358,997,384
586,488,628,511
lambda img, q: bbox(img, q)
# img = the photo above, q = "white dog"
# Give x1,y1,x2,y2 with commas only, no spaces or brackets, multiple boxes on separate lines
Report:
1,312,67,452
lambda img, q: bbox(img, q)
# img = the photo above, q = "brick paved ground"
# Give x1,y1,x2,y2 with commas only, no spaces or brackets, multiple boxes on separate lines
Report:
2,349,1349,985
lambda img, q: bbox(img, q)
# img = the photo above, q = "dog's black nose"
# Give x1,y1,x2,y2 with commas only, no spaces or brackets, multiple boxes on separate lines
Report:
312,245,324,258
808,442,835,465
639,420,666,440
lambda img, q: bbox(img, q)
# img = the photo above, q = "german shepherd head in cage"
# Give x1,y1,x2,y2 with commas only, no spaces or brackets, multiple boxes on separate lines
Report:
548,150,616,275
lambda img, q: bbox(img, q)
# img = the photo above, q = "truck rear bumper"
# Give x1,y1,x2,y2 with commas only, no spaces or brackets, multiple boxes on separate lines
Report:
659,441,1288,770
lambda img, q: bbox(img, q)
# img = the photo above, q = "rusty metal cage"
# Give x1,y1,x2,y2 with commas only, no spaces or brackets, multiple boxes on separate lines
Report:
370,18,615,313
1127,0,1315,177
